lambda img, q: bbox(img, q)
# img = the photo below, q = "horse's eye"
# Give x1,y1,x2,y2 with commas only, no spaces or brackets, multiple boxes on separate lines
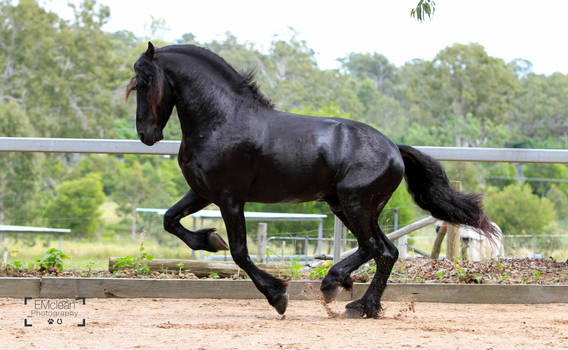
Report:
137,79,149,90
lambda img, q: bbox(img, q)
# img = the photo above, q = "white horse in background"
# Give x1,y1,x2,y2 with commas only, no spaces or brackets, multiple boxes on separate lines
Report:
435,221,505,261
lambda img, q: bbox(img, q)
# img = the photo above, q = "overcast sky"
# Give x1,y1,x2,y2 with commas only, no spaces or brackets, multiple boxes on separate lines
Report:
45,0,568,75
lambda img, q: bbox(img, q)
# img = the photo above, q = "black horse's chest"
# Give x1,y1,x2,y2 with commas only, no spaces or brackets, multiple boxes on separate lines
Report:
178,140,253,200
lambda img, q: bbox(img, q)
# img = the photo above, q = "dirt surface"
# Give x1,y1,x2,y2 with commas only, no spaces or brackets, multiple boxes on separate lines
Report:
1,297,567,349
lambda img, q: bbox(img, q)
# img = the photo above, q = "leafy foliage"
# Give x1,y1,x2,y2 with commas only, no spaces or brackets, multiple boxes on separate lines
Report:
310,261,332,278
411,0,436,22
485,184,557,235
523,163,568,197
36,248,69,272
379,185,417,231
44,174,106,237
112,242,154,275
485,163,518,189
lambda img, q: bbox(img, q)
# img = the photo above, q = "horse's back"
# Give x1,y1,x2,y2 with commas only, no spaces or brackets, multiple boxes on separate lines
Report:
246,111,404,202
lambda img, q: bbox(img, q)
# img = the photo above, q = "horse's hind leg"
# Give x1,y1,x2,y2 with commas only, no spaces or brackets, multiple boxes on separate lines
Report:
320,209,372,303
164,190,228,252
323,182,399,318
219,198,289,314
344,224,398,318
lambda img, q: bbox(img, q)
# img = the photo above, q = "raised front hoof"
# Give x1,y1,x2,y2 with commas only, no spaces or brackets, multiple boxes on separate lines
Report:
271,292,289,315
320,284,342,304
199,228,229,252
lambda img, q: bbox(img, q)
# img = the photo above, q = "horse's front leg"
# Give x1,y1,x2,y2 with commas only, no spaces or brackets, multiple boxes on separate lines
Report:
219,198,289,315
164,190,228,252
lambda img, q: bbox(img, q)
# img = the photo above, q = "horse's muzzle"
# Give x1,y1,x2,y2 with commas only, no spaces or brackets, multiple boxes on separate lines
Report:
138,129,163,146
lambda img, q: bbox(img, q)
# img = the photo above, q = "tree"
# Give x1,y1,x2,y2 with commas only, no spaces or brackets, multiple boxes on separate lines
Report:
44,174,106,237
484,184,557,235
263,33,363,115
0,101,38,225
400,44,519,147
485,163,518,189
546,185,568,222
442,161,483,193
112,156,183,238
352,79,407,140
523,163,568,197
67,154,121,195
340,52,397,95
513,73,568,148
0,0,123,138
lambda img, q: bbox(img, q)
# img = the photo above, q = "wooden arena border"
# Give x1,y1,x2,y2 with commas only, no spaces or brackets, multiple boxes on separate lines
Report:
1,278,567,304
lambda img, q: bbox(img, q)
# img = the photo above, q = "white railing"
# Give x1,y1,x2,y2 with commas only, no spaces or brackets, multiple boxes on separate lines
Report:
1,137,567,163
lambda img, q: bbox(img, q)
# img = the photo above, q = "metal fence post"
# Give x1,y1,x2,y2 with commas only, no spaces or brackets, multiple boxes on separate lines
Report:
199,218,204,261
393,207,405,259
395,235,407,260
257,222,267,263
317,220,323,256
191,217,197,260
0,233,5,266
333,216,342,264
304,237,309,261
131,206,137,241
394,208,399,231
446,181,462,261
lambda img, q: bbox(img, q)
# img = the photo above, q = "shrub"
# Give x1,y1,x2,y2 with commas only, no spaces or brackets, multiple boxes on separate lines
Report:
485,184,557,235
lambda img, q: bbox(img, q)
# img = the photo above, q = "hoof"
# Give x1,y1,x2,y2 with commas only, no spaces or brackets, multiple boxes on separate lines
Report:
344,301,366,319
344,300,380,319
343,307,365,319
272,292,289,315
203,229,229,251
321,284,342,304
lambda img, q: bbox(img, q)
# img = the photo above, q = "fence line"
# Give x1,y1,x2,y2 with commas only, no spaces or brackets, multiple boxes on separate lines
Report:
1,137,567,262
1,137,567,163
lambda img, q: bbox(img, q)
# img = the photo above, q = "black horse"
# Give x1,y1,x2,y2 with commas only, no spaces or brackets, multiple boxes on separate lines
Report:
127,42,497,318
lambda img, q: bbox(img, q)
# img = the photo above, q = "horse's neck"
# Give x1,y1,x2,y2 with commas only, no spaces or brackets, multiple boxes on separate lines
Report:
161,56,254,134
174,83,236,135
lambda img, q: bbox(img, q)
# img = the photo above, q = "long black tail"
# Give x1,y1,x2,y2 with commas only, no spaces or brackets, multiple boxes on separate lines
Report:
397,145,499,240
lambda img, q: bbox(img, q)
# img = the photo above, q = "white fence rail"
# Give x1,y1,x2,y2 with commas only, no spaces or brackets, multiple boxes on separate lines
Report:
1,137,567,163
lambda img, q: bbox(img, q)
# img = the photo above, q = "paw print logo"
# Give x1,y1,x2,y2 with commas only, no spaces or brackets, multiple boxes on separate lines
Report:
47,319,54,325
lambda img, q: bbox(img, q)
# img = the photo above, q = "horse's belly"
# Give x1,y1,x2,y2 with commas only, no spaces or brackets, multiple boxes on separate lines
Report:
246,189,327,204
246,173,332,204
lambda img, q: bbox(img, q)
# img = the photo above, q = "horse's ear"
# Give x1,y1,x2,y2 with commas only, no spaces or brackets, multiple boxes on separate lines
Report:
145,42,155,59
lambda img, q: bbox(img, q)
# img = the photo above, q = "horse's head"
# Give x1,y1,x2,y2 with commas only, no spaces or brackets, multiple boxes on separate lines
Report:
126,42,176,146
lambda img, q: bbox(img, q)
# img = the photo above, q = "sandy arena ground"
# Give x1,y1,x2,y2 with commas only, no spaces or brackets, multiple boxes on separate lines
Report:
1,297,567,349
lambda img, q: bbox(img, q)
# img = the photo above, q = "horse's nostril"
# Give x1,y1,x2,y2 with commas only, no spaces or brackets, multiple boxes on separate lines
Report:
138,132,144,141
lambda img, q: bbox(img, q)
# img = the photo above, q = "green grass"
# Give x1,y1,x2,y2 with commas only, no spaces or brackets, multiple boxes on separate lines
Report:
4,239,201,270
4,222,566,272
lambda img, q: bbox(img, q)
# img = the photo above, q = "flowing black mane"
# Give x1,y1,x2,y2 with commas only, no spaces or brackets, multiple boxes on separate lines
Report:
156,44,274,109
